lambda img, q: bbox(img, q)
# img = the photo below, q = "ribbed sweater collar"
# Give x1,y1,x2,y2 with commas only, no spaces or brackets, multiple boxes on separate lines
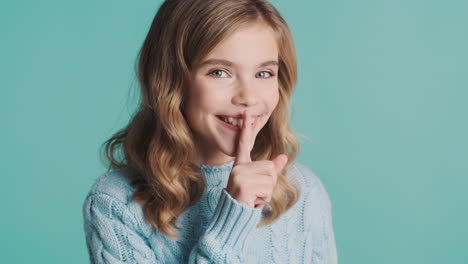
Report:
194,160,234,188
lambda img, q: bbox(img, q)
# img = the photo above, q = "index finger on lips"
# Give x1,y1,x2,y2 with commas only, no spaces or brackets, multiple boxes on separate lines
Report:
235,110,252,165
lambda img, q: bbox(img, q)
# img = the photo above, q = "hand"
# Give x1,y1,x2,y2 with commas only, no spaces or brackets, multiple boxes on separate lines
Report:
226,110,288,209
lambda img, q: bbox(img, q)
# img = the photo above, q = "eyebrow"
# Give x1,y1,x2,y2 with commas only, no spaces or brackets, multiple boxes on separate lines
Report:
198,59,278,68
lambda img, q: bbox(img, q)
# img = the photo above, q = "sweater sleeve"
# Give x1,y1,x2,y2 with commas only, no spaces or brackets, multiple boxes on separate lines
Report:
188,188,263,263
83,193,157,264
83,189,263,264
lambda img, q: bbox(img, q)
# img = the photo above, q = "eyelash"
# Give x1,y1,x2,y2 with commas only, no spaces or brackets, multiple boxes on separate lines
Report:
208,69,276,79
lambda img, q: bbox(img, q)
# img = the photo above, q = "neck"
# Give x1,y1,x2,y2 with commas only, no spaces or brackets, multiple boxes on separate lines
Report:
190,138,235,166
191,155,235,167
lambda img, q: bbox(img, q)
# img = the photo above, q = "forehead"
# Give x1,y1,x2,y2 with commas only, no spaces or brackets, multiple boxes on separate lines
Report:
197,22,278,68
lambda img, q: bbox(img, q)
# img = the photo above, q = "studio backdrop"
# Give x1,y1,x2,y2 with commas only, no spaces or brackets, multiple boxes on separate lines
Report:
1,0,467,263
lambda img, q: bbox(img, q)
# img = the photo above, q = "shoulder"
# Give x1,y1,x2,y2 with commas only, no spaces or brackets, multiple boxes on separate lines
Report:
287,161,333,229
82,168,154,237
85,167,136,204
287,161,331,203
288,162,338,262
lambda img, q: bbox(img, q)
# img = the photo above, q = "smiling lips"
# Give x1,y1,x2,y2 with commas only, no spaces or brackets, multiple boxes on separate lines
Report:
216,115,260,128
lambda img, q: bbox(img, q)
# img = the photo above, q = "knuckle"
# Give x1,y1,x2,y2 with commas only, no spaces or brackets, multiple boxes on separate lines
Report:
231,166,241,176
267,161,276,172
260,176,270,185
271,173,278,185
272,176,278,186
239,139,250,149
269,179,276,189
270,167,277,178
231,177,241,187
262,179,275,191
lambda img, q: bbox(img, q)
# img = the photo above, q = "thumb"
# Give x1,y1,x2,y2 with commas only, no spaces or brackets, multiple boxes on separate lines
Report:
271,154,288,173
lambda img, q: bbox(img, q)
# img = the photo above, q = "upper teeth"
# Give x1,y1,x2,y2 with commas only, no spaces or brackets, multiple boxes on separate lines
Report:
220,115,258,128
222,116,243,127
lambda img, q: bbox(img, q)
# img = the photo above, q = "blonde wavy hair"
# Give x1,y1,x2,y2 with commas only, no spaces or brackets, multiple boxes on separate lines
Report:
102,0,300,240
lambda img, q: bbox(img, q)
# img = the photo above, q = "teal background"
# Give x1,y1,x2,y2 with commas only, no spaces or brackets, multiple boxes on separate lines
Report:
1,0,467,263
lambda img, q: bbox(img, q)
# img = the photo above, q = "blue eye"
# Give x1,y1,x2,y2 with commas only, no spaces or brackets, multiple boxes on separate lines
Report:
208,69,275,78
256,71,274,78
208,69,229,78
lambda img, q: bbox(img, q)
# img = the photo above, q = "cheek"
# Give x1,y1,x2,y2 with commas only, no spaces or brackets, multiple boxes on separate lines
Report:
197,77,225,98
187,83,222,111
265,85,280,111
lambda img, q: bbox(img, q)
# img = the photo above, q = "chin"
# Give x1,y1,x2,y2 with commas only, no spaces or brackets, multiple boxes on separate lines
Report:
215,137,238,158
220,143,237,157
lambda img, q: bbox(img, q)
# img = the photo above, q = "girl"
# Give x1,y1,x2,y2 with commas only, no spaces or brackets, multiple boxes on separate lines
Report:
83,0,338,263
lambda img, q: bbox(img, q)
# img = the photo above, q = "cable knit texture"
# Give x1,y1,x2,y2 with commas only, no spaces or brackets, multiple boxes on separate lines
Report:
82,161,338,263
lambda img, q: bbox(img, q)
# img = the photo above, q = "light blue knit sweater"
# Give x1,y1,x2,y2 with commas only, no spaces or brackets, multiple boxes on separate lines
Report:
82,161,338,263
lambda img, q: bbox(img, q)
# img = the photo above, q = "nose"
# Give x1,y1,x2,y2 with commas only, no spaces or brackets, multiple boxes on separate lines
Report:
231,79,258,107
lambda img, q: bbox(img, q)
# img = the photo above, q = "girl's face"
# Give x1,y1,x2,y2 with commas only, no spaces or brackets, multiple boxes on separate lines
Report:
185,22,279,166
